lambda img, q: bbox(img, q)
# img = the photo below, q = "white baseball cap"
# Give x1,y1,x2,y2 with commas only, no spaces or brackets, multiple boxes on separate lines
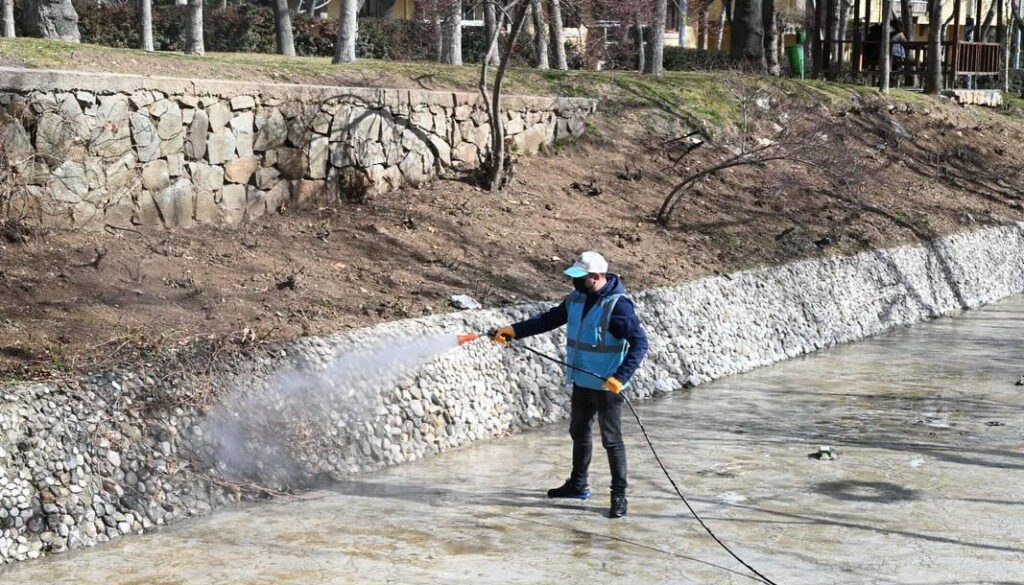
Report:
563,251,609,278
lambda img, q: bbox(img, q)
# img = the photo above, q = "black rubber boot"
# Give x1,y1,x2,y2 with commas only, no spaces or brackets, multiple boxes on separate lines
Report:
547,481,592,500
609,492,627,518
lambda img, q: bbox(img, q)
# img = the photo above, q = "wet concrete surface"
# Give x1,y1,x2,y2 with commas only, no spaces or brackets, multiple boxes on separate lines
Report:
4,298,1024,585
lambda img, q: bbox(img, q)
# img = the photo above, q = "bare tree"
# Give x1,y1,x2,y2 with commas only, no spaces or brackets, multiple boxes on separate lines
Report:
813,0,825,74
900,0,913,86
22,0,80,42
479,0,531,191
827,0,838,69
697,3,707,48
485,0,500,65
731,0,765,66
636,18,646,72
139,0,154,51
299,0,330,16
838,0,850,71
763,0,778,74
442,0,463,65
274,0,296,57
532,0,550,69
879,0,891,92
715,0,728,50
2,0,16,38
549,0,568,69
678,0,688,47
924,0,943,93
434,4,444,60
658,89,834,224
333,0,359,63
649,0,667,75
185,0,204,55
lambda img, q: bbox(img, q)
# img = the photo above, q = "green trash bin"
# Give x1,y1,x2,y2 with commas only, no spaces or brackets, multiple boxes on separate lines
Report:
786,45,805,80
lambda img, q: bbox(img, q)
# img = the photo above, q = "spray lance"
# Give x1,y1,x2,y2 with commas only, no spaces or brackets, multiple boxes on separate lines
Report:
450,329,781,585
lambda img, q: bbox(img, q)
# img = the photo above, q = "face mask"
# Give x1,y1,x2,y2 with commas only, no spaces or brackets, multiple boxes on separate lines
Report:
573,277,590,293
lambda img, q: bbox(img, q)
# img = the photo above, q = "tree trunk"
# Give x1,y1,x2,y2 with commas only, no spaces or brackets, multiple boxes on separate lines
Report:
715,1,728,50
649,0,666,74
827,0,838,70
1003,0,1010,91
838,0,849,72
636,19,646,73
139,0,153,51
880,0,891,92
333,0,358,63
2,0,14,38
185,0,204,55
763,0,779,75
900,0,913,85
434,9,444,61
274,0,296,57
531,0,549,69
699,5,709,49
549,0,567,69
442,0,463,65
485,0,499,65
22,0,80,42
679,0,688,47
1011,0,1019,67
814,0,825,75
981,1,995,40
731,0,765,66
484,2,530,191
307,0,316,17
924,0,942,93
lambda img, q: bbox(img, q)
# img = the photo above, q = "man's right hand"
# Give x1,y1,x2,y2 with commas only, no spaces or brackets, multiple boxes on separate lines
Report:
491,326,516,344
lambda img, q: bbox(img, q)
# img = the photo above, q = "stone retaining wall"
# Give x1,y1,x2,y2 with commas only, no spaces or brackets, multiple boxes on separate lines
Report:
943,88,1004,107
0,68,596,229
3,224,1024,564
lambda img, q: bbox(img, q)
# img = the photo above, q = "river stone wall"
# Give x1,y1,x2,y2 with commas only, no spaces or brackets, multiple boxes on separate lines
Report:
0,68,595,229
3,224,1024,564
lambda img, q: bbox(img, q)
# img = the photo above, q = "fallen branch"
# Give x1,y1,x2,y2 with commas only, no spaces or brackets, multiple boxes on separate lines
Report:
70,246,107,270
104,223,171,257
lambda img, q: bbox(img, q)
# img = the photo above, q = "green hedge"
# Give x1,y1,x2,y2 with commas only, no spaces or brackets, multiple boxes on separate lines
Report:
663,47,731,71
599,41,731,72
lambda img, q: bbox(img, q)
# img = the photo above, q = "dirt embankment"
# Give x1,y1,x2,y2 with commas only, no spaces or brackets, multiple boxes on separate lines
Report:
3,52,1024,379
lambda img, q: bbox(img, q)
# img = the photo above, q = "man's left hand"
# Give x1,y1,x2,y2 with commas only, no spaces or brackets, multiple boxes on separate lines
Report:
602,376,623,394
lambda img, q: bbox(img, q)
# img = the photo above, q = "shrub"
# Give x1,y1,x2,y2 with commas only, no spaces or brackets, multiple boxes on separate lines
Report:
662,47,731,71
47,2,585,68
77,1,139,48
356,18,435,61
291,13,336,57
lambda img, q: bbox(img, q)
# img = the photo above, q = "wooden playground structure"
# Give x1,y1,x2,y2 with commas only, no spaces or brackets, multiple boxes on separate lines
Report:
812,0,1012,88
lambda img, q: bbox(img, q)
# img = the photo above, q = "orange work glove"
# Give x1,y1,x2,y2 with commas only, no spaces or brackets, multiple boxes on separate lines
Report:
491,326,516,344
602,376,623,394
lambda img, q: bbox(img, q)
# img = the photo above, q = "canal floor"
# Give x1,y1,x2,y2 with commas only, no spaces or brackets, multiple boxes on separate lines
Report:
4,298,1024,585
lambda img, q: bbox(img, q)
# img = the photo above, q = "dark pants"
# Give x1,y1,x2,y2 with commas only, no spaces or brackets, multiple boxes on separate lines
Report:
568,385,627,494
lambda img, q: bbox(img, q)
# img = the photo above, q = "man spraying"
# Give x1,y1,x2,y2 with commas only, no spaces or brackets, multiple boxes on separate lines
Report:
492,251,649,518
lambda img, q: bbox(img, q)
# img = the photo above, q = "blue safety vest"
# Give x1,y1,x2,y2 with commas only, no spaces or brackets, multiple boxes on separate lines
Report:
565,291,630,391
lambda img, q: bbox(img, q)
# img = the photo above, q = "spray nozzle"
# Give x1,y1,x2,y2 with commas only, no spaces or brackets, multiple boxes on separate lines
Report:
457,333,481,345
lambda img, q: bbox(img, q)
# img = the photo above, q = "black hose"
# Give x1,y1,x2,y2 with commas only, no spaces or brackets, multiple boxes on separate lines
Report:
504,340,781,585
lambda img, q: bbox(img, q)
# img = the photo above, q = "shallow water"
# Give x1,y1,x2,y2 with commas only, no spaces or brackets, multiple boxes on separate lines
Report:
4,297,1024,585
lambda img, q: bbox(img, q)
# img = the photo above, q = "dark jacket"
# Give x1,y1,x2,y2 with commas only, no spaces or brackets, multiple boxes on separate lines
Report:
511,274,649,384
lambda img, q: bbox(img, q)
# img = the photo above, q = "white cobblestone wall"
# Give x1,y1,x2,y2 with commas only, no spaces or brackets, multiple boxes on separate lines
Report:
2,224,1024,564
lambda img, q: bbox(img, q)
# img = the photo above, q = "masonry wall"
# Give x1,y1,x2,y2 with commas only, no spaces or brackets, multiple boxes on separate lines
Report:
0,68,596,229
2,224,1024,564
